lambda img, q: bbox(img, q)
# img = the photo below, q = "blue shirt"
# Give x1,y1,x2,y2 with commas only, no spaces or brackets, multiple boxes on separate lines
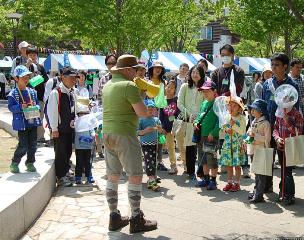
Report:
138,117,160,145
262,75,299,127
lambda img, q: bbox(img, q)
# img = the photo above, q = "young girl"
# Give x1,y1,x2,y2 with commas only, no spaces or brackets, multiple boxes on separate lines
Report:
138,99,163,191
159,78,180,174
148,61,167,171
247,99,271,203
220,96,246,192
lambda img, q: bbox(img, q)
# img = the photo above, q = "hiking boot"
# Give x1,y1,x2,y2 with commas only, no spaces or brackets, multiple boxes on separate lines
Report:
230,183,241,192
75,176,82,184
207,180,217,190
10,162,19,173
86,176,95,184
129,210,157,234
168,166,178,175
147,180,160,192
196,179,209,188
26,163,37,172
157,163,168,171
223,183,233,191
108,210,129,231
57,176,73,187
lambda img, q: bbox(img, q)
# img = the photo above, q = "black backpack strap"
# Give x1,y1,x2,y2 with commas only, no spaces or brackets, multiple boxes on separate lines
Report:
52,77,58,90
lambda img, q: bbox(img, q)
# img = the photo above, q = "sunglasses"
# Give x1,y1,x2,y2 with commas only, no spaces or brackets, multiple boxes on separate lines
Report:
106,62,116,66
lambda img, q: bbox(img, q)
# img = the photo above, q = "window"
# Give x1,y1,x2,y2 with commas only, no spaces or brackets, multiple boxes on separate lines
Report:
200,26,213,40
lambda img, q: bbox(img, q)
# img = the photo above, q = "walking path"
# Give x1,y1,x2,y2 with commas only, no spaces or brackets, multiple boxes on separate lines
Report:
23,156,304,240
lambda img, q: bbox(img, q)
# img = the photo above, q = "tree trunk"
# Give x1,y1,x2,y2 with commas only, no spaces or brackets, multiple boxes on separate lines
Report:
285,0,304,24
284,27,291,60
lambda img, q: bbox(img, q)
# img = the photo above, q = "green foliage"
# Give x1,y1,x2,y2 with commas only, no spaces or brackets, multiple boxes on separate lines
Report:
221,0,304,58
1,0,212,56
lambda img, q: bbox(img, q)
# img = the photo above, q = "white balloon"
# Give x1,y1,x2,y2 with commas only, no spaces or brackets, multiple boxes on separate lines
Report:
213,96,229,127
274,84,298,108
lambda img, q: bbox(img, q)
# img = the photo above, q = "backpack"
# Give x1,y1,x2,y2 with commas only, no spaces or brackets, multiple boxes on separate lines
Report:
44,84,62,128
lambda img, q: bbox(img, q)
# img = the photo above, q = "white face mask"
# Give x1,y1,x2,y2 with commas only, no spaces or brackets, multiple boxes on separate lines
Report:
221,56,232,65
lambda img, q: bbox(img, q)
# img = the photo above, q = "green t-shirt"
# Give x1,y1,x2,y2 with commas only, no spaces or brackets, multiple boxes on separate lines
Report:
194,100,219,138
102,73,142,136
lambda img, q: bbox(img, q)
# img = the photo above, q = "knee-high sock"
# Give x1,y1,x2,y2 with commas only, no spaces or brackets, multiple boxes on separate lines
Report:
106,180,118,213
128,183,142,217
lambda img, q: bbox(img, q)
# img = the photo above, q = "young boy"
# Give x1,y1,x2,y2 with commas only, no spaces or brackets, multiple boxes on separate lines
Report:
138,99,163,191
273,101,303,205
47,67,77,187
194,81,219,190
159,79,180,174
8,65,42,173
247,99,271,203
74,98,95,184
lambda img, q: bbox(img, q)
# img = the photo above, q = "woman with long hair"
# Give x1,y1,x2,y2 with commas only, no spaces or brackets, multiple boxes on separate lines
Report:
177,65,205,181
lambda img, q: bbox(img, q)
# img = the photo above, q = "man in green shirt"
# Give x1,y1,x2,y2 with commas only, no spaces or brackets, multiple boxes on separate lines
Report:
102,54,157,233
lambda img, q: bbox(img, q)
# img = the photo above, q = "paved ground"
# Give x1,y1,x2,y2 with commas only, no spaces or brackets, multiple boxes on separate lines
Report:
22,152,304,240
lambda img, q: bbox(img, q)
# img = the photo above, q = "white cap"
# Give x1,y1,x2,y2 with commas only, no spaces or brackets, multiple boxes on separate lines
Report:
18,41,29,50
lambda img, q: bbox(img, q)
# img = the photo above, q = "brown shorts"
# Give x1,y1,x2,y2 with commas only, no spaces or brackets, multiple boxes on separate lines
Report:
103,134,143,177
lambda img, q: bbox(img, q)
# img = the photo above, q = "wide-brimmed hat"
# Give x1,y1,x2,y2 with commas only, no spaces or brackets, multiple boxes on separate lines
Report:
148,61,165,77
199,80,217,91
76,97,90,114
110,54,140,71
248,99,268,115
226,96,245,111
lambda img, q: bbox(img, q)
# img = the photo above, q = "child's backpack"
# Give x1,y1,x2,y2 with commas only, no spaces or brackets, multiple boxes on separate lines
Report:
44,84,62,128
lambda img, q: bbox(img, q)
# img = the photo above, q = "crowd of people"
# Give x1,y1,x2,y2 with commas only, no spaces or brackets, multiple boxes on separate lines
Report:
4,41,304,234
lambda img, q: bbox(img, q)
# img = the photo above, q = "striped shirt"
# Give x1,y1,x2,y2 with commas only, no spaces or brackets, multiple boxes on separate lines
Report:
289,74,304,115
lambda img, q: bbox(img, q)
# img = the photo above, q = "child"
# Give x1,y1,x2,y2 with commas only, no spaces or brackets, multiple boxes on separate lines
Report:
247,99,271,203
138,99,163,191
194,81,219,190
8,65,42,173
159,79,180,175
74,98,95,184
220,96,246,192
273,101,303,205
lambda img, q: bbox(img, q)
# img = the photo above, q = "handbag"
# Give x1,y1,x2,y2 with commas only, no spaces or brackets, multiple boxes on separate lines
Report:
251,147,274,176
192,103,214,143
285,132,304,166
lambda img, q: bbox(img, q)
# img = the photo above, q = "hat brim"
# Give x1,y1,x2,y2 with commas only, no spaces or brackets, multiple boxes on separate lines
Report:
148,64,164,70
226,97,245,110
111,65,141,71
19,72,32,77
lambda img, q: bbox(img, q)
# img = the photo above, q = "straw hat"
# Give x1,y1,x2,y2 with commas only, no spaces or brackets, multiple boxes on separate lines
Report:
110,54,140,71
226,96,245,111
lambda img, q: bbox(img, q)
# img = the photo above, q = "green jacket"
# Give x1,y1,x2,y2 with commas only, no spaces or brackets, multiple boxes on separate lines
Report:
194,100,219,138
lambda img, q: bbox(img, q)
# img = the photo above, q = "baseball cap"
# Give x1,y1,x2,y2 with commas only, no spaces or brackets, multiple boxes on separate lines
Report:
18,41,30,50
199,80,217,91
62,67,77,77
14,65,32,77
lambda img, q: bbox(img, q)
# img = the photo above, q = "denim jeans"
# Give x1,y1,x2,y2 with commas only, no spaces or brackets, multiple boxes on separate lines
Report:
12,127,37,164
